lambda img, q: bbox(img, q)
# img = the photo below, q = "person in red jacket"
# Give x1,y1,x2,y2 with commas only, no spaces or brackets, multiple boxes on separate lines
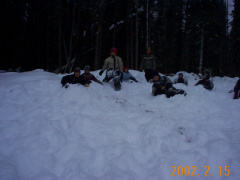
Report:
82,65,103,85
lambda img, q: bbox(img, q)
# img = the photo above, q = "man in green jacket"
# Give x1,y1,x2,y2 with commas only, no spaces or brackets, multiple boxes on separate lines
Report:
99,48,123,90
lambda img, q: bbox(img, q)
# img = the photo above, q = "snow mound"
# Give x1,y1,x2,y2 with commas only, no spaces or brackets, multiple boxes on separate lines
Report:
0,70,239,180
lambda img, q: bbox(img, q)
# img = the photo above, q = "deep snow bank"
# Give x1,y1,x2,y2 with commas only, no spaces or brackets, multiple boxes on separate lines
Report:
0,70,239,180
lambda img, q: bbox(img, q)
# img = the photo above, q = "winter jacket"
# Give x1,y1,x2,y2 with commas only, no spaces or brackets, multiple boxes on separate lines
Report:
102,55,123,71
195,79,214,90
140,55,156,70
152,76,173,96
173,78,188,86
152,77,185,97
82,73,102,84
61,74,90,86
121,72,137,82
234,79,240,92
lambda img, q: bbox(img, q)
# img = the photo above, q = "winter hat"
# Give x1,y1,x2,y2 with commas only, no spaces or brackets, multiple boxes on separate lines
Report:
123,66,129,71
74,67,81,73
203,73,210,80
110,48,117,54
84,65,91,71
152,70,160,78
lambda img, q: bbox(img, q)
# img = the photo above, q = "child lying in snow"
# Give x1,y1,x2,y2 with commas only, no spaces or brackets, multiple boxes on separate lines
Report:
152,71,186,98
194,74,214,90
121,66,138,83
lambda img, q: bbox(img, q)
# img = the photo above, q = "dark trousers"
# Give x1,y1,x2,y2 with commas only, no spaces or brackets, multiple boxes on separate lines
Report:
144,69,154,82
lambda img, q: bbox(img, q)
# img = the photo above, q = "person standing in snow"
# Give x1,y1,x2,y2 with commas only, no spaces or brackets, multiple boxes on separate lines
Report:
99,48,123,90
61,67,91,88
152,72,186,98
194,74,214,90
82,65,103,85
173,73,188,86
140,47,156,82
233,78,240,99
121,66,138,83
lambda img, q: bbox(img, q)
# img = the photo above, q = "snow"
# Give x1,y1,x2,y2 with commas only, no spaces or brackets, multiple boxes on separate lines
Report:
0,70,240,180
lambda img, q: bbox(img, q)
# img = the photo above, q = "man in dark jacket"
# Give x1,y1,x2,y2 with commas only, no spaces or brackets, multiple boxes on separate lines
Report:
61,67,90,88
82,65,103,85
152,72,186,98
234,78,240,99
194,74,214,90
140,47,156,82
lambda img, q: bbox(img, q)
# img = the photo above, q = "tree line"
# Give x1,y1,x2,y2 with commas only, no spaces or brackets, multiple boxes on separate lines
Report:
0,0,239,76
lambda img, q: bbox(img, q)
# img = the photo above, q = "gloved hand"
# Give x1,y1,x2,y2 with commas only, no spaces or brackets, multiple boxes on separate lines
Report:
99,70,104,76
64,83,69,88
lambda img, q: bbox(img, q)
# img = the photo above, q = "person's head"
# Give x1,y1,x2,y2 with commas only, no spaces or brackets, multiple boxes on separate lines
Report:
74,67,81,77
147,47,151,55
153,74,160,81
84,65,91,74
123,66,129,73
178,73,183,79
110,48,117,56
203,73,210,82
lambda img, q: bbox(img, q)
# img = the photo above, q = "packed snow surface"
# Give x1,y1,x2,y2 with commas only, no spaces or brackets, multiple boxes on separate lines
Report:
0,70,239,180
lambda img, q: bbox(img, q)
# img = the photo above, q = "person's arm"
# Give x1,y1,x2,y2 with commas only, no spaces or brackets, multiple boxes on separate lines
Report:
118,57,123,72
99,58,109,75
92,75,103,85
195,80,203,86
61,75,71,86
152,84,158,96
129,73,138,82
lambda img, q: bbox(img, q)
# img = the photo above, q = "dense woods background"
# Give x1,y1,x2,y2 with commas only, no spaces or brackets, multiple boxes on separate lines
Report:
0,0,239,76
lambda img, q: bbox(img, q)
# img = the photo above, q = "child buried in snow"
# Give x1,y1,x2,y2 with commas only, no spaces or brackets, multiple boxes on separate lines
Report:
121,66,138,83
152,72,186,98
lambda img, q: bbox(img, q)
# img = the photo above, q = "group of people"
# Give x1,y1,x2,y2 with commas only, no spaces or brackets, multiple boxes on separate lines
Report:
61,47,239,99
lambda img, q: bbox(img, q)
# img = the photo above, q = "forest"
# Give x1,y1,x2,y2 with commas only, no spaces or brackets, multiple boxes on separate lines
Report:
0,0,239,76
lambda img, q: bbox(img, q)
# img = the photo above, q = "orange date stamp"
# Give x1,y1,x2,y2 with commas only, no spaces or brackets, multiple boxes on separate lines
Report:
171,166,230,176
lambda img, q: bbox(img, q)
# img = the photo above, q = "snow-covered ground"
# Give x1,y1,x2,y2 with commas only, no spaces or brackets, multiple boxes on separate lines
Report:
0,69,239,180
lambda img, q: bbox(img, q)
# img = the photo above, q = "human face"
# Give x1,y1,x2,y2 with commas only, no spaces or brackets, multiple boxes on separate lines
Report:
124,68,128,73
147,49,151,54
110,51,116,56
75,72,80,77
179,74,183,79
85,69,90,74
153,75,159,81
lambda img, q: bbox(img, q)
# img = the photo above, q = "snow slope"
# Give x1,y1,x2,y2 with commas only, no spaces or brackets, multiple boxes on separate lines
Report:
0,69,239,180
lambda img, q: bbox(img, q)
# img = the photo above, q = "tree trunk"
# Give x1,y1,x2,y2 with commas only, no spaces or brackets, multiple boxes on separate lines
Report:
135,0,139,70
146,0,149,49
94,17,101,70
199,26,204,74
65,1,76,73
58,8,62,74
131,15,134,69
